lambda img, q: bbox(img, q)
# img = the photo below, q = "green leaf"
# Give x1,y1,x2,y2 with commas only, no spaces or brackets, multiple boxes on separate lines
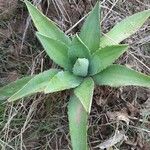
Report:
36,32,72,70
73,58,89,77
68,35,90,62
24,0,71,45
79,2,100,53
68,95,88,150
74,77,94,113
93,65,150,88
0,76,33,101
89,45,128,75
100,10,150,48
8,69,59,102
44,71,83,93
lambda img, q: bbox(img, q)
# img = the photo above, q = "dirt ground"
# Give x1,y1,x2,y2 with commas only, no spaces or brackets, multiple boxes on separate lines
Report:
0,0,150,149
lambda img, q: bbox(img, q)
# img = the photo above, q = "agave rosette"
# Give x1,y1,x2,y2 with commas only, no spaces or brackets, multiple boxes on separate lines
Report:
0,1,150,149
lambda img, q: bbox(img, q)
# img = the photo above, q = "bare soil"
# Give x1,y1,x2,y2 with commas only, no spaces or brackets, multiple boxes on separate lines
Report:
0,0,150,150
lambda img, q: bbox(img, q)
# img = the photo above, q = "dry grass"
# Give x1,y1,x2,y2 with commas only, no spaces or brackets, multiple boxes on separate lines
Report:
0,0,150,149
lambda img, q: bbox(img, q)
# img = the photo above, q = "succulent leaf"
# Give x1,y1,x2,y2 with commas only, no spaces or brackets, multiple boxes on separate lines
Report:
24,0,71,45
89,45,128,75
100,10,150,47
74,77,94,113
1,2,149,150
0,76,33,101
68,95,88,150
73,58,89,77
44,71,83,93
8,69,59,102
36,32,72,70
68,35,90,62
79,2,100,53
93,65,150,88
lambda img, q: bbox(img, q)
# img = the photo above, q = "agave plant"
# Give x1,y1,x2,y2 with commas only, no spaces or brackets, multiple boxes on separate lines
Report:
0,0,150,149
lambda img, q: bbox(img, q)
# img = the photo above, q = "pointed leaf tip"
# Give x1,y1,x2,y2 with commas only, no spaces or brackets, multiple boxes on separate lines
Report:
89,45,128,75
0,76,33,101
24,0,71,45
36,32,72,70
8,69,59,102
79,2,100,53
68,35,90,62
94,65,150,88
100,9,150,47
